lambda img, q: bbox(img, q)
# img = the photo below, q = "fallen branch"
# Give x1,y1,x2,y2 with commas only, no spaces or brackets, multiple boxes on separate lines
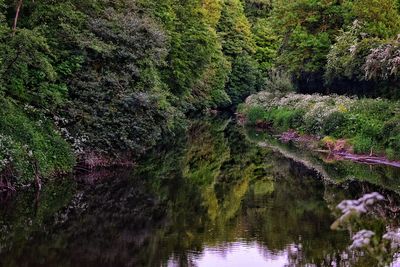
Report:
336,153,400,168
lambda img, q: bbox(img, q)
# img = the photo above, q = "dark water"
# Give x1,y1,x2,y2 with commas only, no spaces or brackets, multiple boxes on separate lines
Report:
1,118,399,267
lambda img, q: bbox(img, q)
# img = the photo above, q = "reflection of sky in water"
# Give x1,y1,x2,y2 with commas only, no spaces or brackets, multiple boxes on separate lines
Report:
168,242,294,267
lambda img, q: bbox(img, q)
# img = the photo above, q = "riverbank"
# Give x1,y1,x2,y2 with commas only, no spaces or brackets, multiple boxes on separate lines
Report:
239,92,400,161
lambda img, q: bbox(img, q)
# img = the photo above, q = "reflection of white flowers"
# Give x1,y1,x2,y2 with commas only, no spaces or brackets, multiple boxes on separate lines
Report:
348,228,400,254
337,192,384,216
334,193,400,257
350,230,375,249
332,192,385,232
383,229,400,250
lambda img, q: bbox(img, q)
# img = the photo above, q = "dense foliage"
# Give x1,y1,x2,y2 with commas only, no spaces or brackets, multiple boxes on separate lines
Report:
0,0,270,184
1,0,400,185
255,0,400,95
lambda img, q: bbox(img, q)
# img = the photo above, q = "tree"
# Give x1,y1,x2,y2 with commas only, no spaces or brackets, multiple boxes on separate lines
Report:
225,54,262,105
252,18,279,72
217,0,255,57
271,0,350,76
349,0,400,39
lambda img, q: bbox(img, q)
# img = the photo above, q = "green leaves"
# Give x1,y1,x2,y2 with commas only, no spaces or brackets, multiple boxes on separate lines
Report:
0,27,65,108
0,98,75,182
226,54,262,105
349,0,400,39
218,0,255,57
271,0,346,76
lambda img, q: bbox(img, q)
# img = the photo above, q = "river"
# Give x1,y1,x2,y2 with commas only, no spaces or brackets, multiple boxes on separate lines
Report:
0,117,399,266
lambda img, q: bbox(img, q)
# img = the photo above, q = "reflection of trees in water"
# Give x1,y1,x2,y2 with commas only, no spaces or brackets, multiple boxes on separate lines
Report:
1,118,399,266
0,168,169,267
245,126,400,195
153,119,351,266
242,160,350,265
0,178,77,266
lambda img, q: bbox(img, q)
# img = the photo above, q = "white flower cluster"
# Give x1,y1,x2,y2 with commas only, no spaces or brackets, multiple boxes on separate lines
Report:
365,40,400,80
23,104,39,113
53,114,88,155
247,92,355,111
70,134,88,155
337,192,385,217
246,91,356,131
0,134,14,169
331,192,385,231
383,229,400,250
350,230,375,249
53,115,69,126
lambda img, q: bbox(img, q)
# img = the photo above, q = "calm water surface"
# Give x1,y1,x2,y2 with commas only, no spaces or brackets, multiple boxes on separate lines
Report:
1,118,399,266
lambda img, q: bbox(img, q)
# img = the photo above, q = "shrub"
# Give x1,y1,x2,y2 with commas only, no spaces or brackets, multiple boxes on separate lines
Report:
342,113,383,141
324,20,384,83
264,69,295,94
266,108,304,130
304,115,321,135
351,135,375,154
382,116,400,139
322,111,347,136
246,106,267,125
325,21,362,83
225,54,263,105
387,134,400,152
365,38,400,81
350,98,393,121
385,148,396,160
0,99,75,182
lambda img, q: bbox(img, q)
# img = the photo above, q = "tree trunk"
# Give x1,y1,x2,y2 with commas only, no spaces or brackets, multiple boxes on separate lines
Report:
33,160,42,191
12,0,24,36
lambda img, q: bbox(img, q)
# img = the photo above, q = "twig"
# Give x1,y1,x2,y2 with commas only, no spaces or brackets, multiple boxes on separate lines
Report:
0,184,16,192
